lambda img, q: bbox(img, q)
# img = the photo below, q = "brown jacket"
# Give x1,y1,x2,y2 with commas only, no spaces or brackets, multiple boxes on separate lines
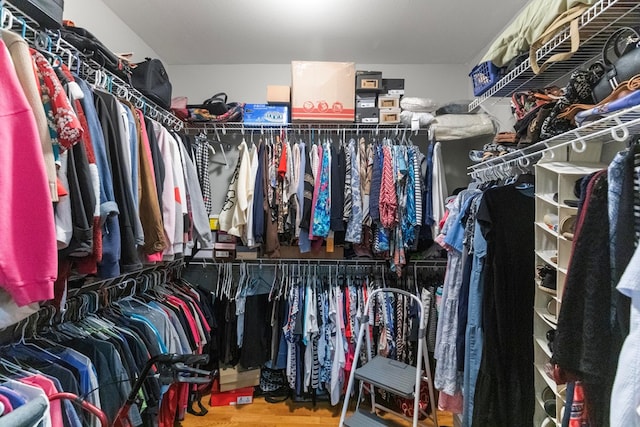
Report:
123,102,167,255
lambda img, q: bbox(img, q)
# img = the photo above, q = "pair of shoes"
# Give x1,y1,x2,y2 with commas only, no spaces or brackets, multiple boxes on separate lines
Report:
537,265,557,291
541,386,556,418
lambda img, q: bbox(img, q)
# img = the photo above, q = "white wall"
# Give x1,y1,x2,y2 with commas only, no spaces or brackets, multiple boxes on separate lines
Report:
63,0,161,63
166,63,472,105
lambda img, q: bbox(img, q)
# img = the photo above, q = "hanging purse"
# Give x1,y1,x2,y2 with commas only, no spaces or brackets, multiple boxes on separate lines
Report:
529,4,589,75
591,27,640,103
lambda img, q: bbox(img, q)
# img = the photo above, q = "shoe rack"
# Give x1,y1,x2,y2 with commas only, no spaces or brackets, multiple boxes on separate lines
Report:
532,161,605,426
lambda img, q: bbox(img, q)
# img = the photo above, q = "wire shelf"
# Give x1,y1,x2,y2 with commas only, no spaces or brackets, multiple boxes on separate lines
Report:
468,102,640,179
469,0,640,111
1,1,184,131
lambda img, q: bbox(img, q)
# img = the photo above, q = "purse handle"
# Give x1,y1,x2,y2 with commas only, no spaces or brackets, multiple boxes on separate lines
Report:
529,4,588,75
601,27,640,67
203,92,228,105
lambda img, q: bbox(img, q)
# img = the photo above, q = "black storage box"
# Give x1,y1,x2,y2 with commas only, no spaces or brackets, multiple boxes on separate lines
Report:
356,71,382,92
356,107,379,123
382,78,405,95
11,0,64,29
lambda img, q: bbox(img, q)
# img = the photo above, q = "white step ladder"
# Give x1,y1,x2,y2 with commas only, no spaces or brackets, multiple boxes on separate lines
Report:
339,288,439,427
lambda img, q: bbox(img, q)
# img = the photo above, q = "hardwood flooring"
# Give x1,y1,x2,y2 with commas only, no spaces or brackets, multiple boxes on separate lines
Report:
181,396,454,427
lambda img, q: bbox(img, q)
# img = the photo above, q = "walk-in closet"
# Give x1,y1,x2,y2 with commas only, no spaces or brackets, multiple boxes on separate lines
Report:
0,0,638,426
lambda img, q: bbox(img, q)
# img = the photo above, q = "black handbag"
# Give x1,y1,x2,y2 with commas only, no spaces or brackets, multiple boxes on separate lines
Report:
592,27,640,103
60,25,131,83
131,58,172,109
188,93,230,116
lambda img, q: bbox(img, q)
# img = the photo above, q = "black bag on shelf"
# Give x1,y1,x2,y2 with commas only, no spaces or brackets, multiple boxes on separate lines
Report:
592,27,640,103
131,58,172,109
60,24,132,83
188,93,230,116
11,0,64,29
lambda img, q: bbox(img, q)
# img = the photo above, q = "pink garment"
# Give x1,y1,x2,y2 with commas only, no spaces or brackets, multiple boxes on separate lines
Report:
167,296,202,350
22,375,64,427
0,40,56,306
438,390,463,414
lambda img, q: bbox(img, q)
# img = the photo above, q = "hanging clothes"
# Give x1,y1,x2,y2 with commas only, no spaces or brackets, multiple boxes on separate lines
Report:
472,184,535,427
0,40,56,307
554,171,618,427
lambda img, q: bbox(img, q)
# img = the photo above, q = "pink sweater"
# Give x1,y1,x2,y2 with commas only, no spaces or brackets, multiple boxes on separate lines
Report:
0,41,56,306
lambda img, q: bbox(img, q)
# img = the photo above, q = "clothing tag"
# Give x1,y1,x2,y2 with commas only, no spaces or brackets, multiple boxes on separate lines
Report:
636,403,640,417
411,115,420,132
128,403,143,427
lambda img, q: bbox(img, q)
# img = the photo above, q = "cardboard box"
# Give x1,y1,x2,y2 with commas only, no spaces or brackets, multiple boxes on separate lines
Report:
216,232,237,244
356,93,377,109
378,95,400,109
236,246,258,260
243,104,289,126
356,107,379,124
379,108,401,124
214,250,235,261
382,78,405,95
219,366,261,392
291,61,355,121
267,85,290,104
210,385,254,406
356,71,382,92
214,242,236,251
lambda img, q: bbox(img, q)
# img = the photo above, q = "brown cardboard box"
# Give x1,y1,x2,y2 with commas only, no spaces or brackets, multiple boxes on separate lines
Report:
291,61,355,121
219,366,261,392
379,108,401,124
267,85,290,105
378,95,401,109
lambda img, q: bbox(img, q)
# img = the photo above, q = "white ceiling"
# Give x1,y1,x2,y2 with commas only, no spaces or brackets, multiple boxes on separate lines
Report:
102,0,529,66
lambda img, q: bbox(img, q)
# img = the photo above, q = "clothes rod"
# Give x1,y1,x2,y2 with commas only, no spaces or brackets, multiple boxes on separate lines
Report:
185,122,430,136
66,259,184,298
189,258,447,268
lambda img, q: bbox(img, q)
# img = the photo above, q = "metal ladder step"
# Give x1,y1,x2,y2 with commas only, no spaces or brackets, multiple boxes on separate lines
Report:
344,409,390,427
354,355,417,399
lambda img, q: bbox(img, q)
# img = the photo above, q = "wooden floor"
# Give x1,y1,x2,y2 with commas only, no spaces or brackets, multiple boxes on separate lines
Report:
181,396,454,427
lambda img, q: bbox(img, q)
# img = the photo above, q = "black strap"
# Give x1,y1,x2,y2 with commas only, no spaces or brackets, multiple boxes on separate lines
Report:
203,92,227,105
602,27,640,67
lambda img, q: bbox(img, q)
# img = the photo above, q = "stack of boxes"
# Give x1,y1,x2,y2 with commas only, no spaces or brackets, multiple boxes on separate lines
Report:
355,71,382,123
254,62,406,125
355,72,405,124
213,231,237,261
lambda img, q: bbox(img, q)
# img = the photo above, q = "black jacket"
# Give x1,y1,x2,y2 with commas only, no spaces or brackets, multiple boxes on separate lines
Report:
93,90,141,272
554,171,617,427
